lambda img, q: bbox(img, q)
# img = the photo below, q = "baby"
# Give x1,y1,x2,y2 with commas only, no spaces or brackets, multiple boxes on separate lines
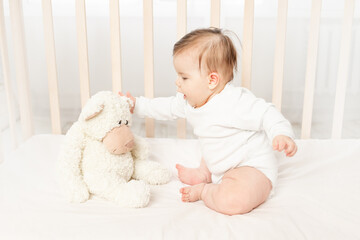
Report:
120,28,297,215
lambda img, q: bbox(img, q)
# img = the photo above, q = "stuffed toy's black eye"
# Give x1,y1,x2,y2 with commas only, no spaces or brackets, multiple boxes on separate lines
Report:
119,120,122,125
125,120,129,125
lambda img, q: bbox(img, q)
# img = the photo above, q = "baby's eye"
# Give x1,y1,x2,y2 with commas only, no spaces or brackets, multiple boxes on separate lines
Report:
182,77,188,80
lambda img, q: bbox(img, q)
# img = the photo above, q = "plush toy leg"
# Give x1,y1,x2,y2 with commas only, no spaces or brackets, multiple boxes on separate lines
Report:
58,122,90,203
61,175,90,203
132,160,171,185
90,176,150,208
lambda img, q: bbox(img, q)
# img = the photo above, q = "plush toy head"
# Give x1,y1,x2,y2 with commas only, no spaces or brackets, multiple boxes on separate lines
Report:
79,91,135,154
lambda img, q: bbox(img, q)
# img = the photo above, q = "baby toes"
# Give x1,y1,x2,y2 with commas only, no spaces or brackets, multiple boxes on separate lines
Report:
180,187,191,202
181,193,190,202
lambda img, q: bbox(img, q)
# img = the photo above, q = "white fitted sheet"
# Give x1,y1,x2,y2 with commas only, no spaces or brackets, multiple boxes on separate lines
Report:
1,134,360,239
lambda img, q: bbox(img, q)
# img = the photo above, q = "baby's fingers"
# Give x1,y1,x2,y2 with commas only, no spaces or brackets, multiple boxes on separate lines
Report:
278,141,286,151
287,145,297,157
118,91,124,96
272,140,279,150
285,142,294,154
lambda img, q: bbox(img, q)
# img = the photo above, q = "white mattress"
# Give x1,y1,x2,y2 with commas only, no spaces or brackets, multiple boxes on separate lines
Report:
1,134,360,240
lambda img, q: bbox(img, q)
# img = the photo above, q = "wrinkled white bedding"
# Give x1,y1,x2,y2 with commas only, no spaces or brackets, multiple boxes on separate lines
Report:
1,134,360,240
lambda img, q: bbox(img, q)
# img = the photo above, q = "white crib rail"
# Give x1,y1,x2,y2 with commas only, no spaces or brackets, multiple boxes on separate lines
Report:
0,0,358,159
109,0,122,94
143,0,155,138
42,0,61,135
176,0,187,139
332,0,355,139
75,0,90,107
301,0,322,139
8,0,33,140
0,0,17,149
272,0,288,111
210,0,220,28
241,0,254,90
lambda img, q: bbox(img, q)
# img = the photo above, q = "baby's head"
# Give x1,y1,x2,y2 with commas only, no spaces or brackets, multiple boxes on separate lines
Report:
173,28,238,108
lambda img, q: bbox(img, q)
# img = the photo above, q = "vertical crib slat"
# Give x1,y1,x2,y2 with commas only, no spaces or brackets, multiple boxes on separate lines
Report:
176,0,187,45
42,0,62,134
109,0,122,93
241,0,254,89
0,0,17,148
331,0,355,139
177,0,187,138
272,0,288,111
210,0,220,28
0,132,3,162
9,0,34,140
301,0,322,139
143,0,155,137
75,0,90,107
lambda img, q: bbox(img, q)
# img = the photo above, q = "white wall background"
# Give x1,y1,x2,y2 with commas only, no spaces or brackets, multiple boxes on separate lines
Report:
0,0,360,143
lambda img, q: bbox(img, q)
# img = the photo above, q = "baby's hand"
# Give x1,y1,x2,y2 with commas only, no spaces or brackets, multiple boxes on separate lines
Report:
118,91,136,114
272,135,297,157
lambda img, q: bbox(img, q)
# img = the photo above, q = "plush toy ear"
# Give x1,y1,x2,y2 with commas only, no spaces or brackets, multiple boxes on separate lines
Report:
84,104,104,121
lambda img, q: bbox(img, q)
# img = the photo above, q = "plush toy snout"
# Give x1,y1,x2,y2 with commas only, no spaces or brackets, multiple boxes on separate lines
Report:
102,125,135,154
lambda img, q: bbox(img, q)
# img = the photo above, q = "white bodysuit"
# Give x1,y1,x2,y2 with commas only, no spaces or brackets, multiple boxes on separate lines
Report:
134,83,295,189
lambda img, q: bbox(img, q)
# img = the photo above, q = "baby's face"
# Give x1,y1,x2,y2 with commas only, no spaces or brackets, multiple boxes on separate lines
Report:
173,51,213,108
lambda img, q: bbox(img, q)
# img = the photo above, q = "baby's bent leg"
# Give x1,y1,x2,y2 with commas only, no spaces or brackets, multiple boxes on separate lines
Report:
180,166,272,215
176,158,211,185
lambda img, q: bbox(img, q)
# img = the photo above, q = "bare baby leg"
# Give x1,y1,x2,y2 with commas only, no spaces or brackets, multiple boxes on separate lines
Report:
176,158,212,185
180,166,272,215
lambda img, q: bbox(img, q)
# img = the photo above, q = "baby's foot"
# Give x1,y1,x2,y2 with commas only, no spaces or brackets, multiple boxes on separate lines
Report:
176,164,211,185
180,183,206,202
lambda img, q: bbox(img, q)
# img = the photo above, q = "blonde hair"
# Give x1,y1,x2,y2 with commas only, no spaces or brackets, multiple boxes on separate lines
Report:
173,27,238,82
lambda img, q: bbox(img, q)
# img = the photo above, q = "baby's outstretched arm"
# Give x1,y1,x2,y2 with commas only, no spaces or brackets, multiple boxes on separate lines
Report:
272,135,297,157
119,91,136,113
118,92,186,121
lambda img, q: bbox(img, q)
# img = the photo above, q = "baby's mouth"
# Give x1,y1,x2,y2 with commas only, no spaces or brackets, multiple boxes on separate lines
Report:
183,94,186,99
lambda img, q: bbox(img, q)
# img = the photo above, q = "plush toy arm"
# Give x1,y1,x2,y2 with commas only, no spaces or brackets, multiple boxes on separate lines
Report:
100,178,150,208
58,122,90,203
131,135,171,184
132,160,171,185
131,135,149,162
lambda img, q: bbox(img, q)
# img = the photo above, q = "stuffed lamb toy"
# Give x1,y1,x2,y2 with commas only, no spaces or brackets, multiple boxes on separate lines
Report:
58,91,171,208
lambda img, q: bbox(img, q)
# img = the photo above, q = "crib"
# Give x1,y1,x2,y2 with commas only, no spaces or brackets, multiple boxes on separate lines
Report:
1,0,360,239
